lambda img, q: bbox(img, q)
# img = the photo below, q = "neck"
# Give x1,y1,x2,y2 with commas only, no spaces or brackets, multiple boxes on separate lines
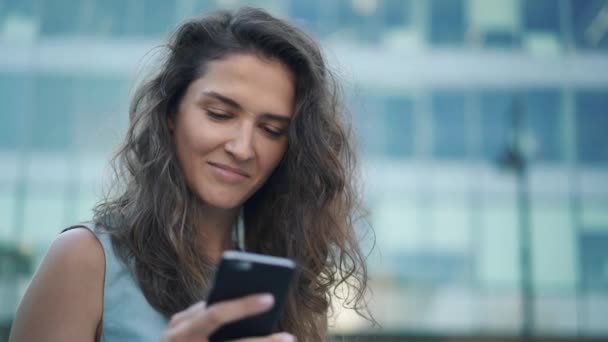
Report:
194,205,240,263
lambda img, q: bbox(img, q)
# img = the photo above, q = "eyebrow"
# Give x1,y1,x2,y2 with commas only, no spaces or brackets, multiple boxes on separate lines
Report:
202,91,292,124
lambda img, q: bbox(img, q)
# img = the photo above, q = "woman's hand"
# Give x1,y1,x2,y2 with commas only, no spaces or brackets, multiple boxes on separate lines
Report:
161,293,295,342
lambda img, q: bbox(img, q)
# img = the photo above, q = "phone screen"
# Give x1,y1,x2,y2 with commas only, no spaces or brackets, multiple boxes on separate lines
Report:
206,251,295,341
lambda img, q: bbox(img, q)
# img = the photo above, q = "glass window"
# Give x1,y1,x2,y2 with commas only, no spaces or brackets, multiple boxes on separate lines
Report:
580,231,608,291
478,198,520,288
72,77,128,152
351,93,385,157
576,90,608,164
0,74,30,149
139,0,177,37
523,0,561,32
570,0,608,51
524,89,562,162
470,0,521,49
428,0,466,46
0,0,39,39
482,30,521,48
82,0,130,37
480,90,515,162
523,0,563,52
39,0,83,36
333,0,381,43
381,0,412,29
288,0,320,35
384,96,414,158
432,90,467,159
29,76,74,150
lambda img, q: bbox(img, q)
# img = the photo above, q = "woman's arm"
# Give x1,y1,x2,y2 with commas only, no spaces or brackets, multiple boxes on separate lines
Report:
9,228,104,342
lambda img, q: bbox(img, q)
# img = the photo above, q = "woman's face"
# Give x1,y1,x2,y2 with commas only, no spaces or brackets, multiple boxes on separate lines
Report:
171,53,295,210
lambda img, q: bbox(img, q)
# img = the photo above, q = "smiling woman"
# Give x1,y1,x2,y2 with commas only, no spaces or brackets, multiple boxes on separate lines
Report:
9,6,373,342
172,54,294,213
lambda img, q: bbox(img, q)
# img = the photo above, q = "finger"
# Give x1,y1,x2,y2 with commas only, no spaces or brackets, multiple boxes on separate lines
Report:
168,301,206,328
231,332,295,342
180,293,274,338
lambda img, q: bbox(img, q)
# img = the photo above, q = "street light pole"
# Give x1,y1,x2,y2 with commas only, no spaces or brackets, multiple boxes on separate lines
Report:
497,96,535,342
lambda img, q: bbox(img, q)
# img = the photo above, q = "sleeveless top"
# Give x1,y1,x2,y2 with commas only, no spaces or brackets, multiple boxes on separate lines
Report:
64,223,168,341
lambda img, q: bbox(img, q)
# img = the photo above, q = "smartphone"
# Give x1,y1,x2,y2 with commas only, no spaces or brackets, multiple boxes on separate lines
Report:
206,250,296,341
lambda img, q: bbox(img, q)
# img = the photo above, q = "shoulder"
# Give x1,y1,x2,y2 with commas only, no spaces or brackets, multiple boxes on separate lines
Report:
9,227,105,341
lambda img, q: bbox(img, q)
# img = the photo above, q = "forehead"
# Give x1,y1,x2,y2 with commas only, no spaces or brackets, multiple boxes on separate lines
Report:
187,53,296,118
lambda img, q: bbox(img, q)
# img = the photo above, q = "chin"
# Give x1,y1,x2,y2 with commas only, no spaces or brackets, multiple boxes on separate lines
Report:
201,194,247,211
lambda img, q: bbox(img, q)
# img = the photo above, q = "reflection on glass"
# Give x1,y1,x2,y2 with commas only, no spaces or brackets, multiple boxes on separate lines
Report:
432,90,467,159
428,0,466,45
576,90,608,164
384,95,414,158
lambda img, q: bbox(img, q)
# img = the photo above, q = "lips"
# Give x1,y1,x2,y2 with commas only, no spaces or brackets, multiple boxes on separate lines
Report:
208,162,250,182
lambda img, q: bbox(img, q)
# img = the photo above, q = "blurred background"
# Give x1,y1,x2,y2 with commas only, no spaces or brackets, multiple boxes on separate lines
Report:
1,0,608,341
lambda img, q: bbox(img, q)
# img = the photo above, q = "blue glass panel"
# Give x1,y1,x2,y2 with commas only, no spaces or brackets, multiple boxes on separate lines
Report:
139,0,177,37
385,96,414,158
523,0,561,33
29,76,73,150
351,94,385,157
39,0,82,36
524,89,562,162
381,0,412,28
428,0,466,45
480,90,515,161
570,0,608,51
0,75,30,149
576,90,608,164
432,90,467,159
580,231,608,291
288,0,320,35
84,0,129,37
482,30,522,48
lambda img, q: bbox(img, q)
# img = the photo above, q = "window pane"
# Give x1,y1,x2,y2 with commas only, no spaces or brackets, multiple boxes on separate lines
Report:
524,89,562,162
570,0,608,51
288,0,320,35
351,94,385,157
470,0,521,49
72,77,128,152
0,74,29,149
480,90,515,161
432,90,467,159
384,96,414,158
29,76,74,150
523,0,563,52
580,231,608,291
83,0,130,37
524,0,560,32
576,90,608,164
39,0,82,36
428,0,466,45
381,0,412,29
139,0,176,37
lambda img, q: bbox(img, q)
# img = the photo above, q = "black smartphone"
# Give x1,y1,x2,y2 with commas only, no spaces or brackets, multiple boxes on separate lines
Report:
206,250,296,341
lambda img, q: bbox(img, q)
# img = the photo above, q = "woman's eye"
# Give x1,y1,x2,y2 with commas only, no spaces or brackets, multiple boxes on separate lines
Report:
206,110,232,120
262,125,285,138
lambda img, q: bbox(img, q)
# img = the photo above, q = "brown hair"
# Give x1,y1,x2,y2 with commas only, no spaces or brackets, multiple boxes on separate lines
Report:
94,7,374,341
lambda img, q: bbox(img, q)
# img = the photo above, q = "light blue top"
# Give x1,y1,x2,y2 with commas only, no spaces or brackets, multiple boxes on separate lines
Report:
66,223,168,341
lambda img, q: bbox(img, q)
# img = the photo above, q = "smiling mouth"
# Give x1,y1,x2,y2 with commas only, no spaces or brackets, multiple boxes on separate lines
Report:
208,162,250,181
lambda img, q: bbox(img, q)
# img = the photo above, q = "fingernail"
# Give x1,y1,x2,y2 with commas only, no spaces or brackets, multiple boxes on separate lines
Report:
258,293,274,307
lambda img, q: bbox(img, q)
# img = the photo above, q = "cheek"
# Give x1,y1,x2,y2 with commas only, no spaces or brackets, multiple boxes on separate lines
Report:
258,142,288,175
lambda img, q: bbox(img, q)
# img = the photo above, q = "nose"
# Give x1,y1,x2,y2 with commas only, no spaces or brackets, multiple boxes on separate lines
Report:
225,121,255,161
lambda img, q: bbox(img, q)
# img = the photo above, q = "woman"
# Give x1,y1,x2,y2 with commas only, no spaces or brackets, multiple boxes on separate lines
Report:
10,7,372,342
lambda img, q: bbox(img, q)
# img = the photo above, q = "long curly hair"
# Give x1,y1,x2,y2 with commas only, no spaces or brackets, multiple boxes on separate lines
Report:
94,7,374,341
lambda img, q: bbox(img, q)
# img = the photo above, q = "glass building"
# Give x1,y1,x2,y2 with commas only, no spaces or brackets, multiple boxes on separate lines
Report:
1,0,607,340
